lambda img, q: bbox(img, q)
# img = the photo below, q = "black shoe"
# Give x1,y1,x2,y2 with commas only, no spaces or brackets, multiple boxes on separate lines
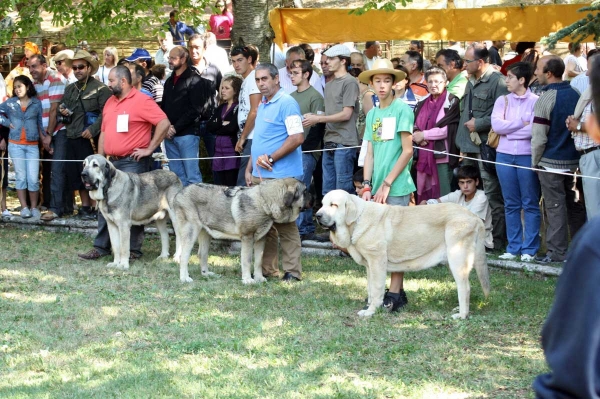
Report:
77,207,97,220
534,255,561,264
78,249,109,260
282,272,301,282
382,289,408,312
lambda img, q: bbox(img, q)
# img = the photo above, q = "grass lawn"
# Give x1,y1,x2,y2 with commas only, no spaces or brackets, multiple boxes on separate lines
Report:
0,224,555,398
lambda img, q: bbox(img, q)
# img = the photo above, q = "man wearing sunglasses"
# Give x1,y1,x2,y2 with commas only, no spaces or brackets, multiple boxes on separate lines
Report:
59,49,111,221
456,43,509,252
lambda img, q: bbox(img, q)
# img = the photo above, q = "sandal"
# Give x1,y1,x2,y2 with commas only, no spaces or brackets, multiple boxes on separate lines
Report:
41,211,60,221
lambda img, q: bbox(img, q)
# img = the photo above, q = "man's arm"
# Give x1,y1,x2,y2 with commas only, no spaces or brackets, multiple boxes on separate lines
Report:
531,92,555,166
304,106,354,126
236,92,261,152
132,118,170,161
97,131,105,156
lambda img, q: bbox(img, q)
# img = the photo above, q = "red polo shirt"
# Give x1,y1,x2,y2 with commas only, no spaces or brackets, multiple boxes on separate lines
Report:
101,87,168,156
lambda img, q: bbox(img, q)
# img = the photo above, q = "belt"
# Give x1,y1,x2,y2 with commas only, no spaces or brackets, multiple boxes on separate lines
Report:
578,146,600,156
107,154,132,161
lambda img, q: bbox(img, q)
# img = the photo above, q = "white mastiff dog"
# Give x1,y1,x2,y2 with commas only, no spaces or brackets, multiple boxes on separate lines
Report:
316,190,490,319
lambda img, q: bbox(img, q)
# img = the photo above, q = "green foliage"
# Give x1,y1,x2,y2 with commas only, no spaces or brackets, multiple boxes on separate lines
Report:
349,0,413,15
0,0,211,45
542,0,600,49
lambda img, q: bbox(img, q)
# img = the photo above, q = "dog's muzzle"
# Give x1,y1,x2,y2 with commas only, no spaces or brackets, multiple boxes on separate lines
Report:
80,170,99,190
315,212,336,231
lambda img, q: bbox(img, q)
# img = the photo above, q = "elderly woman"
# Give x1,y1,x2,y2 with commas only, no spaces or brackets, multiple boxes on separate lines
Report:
412,66,460,201
94,46,118,84
491,62,540,262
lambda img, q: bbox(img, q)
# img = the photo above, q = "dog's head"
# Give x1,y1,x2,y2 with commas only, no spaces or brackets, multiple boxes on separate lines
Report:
81,155,116,200
315,190,360,233
263,178,308,223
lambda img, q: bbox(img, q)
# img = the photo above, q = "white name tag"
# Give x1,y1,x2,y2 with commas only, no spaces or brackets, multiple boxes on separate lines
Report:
285,114,304,135
381,117,396,140
117,114,129,133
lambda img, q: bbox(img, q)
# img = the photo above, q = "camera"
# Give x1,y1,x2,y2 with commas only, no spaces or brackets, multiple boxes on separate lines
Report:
57,103,73,125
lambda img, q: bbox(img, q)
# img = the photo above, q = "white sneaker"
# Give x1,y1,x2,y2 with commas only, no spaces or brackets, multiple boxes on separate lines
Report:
20,207,32,219
498,252,517,260
1,209,10,217
31,208,41,219
521,254,535,262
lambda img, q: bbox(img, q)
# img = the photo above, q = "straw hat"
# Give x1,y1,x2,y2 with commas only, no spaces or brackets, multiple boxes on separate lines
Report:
358,58,406,85
53,49,74,63
66,49,99,75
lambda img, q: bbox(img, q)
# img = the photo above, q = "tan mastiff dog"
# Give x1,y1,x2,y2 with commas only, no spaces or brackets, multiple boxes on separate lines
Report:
316,190,490,319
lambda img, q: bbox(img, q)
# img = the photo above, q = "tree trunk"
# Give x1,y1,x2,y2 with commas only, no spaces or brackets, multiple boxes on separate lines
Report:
231,0,274,64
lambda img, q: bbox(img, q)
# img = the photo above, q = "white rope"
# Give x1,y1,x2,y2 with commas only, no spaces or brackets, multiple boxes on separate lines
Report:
1,144,599,180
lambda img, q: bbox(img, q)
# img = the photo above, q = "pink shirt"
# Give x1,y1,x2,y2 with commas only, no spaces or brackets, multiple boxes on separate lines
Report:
491,89,539,156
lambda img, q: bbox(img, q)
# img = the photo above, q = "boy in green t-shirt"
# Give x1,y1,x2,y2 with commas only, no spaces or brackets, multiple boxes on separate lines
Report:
358,59,415,312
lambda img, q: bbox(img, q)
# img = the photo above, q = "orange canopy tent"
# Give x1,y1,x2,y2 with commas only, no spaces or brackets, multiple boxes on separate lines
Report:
269,4,592,46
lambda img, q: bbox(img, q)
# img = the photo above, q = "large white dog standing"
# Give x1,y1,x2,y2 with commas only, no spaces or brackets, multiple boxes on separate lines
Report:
316,190,490,319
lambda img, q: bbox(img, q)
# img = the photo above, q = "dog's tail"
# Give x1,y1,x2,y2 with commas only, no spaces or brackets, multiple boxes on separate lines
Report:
474,220,490,298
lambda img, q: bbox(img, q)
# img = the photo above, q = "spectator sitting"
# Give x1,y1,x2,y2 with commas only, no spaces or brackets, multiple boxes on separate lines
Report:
420,165,493,250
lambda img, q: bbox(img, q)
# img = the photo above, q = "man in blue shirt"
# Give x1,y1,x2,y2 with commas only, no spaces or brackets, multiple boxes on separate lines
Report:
165,10,194,47
244,63,304,282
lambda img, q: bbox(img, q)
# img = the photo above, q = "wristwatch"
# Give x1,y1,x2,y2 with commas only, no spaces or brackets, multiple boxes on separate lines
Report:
576,121,582,132
267,155,274,164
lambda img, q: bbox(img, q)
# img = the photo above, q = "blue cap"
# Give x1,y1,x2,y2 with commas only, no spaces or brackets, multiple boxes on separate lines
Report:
125,48,151,62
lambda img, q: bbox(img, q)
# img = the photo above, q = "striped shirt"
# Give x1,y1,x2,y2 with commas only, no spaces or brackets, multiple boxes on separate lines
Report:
573,104,597,151
34,69,65,133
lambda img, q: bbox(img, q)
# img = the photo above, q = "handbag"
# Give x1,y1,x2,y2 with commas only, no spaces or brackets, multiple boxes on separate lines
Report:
479,143,497,175
78,94,99,130
487,95,508,149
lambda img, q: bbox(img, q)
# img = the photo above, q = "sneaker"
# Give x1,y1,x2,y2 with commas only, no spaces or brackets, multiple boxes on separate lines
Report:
76,207,97,220
20,207,32,219
282,272,301,282
534,255,561,264
498,252,517,260
520,254,535,262
1,209,10,217
382,289,408,312
41,211,60,221
31,208,41,219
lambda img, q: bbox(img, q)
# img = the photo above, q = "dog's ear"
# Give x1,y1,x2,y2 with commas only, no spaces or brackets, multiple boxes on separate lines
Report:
283,191,295,208
102,161,115,199
345,194,359,225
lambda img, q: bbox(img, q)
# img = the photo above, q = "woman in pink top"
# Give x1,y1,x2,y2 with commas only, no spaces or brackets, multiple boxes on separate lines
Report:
491,62,541,262
412,67,460,201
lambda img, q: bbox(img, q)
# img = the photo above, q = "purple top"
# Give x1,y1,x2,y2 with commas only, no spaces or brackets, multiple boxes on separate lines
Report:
491,89,539,156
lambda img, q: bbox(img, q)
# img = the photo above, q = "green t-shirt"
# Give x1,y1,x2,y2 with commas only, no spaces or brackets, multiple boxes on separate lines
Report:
447,72,468,100
364,99,416,197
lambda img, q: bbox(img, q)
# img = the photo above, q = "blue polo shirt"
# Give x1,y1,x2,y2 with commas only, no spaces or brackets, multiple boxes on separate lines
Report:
251,88,303,179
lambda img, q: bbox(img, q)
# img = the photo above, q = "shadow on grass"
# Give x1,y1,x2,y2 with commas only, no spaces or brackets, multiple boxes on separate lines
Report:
0,227,554,398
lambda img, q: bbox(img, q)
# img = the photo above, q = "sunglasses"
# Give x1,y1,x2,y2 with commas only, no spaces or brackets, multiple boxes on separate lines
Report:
55,60,63,66
72,64,88,71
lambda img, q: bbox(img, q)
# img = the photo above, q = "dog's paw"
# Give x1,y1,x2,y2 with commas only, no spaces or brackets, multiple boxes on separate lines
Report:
253,275,267,283
357,309,375,317
201,271,217,277
242,277,255,284
156,253,170,260
115,263,130,270
451,312,468,320
172,256,180,264
180,276,194,283
106,262,118,268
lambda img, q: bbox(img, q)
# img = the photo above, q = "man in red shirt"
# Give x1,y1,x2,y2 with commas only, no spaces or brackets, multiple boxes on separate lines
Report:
78,65,170,261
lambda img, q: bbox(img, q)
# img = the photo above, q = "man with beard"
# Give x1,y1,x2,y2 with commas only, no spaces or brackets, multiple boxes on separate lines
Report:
78,65,170,261
161,45,214,186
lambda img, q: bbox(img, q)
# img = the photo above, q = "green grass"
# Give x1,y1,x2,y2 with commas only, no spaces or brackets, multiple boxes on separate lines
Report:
0,225,555,398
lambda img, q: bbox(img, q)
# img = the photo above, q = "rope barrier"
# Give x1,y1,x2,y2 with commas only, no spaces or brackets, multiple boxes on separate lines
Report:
1,144,599,180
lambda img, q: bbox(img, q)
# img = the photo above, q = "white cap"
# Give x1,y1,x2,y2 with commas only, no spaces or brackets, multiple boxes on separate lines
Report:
323,44,351,58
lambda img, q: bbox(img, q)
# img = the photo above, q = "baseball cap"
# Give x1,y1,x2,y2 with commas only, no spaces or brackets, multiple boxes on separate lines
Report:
125,48,152,62
323,44,351,58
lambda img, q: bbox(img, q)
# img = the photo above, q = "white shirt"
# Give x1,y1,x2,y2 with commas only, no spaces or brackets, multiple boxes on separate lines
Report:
563,54,587,81
277,66,324,96
365,55,378,70
94,65,114,84
238,70,261,140
570,73,589,95
439,189,494,249
205,44,233,75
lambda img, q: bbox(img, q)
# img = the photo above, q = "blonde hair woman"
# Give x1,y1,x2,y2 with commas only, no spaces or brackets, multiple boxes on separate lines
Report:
95,46,118,84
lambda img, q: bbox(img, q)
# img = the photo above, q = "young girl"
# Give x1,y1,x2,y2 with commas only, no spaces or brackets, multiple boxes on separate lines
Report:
0,75,44,219
207,75,242,186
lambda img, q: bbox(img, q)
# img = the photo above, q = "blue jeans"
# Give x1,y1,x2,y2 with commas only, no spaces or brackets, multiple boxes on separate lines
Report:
496,153,541,256
164,134,202,186
94,157,151,256
322,144,357,195
8,143,39,191
296,154,317,235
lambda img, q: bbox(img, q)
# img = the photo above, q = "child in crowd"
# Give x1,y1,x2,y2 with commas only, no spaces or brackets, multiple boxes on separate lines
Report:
420,165,494,250
0,126,8,216
0,75,43,219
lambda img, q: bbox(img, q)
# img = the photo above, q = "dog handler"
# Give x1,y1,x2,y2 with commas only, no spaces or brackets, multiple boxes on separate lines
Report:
358,59,415,312
78,65,170,261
